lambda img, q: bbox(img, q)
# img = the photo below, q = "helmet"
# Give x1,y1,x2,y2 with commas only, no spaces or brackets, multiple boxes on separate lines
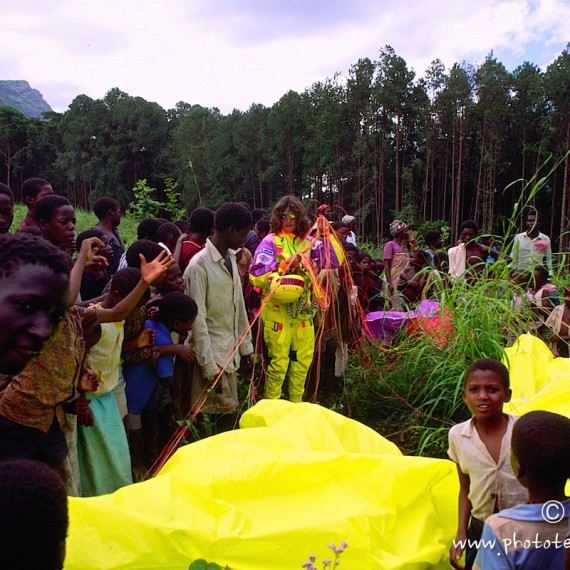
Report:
269,274,305,304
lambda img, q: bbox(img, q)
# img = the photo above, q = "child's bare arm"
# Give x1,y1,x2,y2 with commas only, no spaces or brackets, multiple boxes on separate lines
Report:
450,466,471,570
158,344,196,363
122,328,155,351
99,251,174,324
68,237,107,305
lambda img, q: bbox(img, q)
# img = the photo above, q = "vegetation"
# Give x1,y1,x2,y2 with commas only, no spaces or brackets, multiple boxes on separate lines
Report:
0,45,568,249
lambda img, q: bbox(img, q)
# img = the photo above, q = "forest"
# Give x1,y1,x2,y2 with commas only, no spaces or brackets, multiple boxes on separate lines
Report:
0,44,568,248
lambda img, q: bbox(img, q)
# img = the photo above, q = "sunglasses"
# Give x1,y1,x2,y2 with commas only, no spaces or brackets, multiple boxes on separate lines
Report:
280,212,297,220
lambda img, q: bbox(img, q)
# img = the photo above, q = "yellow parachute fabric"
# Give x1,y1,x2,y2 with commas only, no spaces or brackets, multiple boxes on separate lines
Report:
63,335,570,570
64,401,458,569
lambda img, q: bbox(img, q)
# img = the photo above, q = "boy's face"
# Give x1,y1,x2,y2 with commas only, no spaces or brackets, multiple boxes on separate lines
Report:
462,369,511,421
460,228,476,244
40,205,76,252
228,226,250,250
110,207,121,227
161,264,184,293
173,316,195,335
525,214,539,233
0,264,69,375
26,184,54,208
0,193,14,234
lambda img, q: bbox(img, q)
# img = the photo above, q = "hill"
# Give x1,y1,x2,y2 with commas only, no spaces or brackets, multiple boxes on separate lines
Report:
0,80,52,119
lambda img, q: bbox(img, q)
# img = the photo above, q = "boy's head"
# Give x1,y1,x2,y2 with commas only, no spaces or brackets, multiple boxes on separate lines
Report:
34,195,76,252
75,229,113,267
21,177,54,210
255,218,270,240
525,211,541,234
462,358,511,421
93,196,121,227
0,234,70,375
332,221,349,239
136,217,162,241
424,229,443,249
158,263,184,293
174,219,190,234
189,207,215,236
459,220,478,244
125,239,164,269
0,182,14,234
108,267,145,307
156,222,182,252
215,202,252,250
155,292,198,334
511,411,570,489
0,459,68,570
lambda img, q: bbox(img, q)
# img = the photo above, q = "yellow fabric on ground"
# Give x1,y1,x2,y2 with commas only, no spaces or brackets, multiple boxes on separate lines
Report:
64,335,570,569
65,400,457,569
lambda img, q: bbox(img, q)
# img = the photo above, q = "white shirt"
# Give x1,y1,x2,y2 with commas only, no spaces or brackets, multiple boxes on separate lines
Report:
184,239,253,378
510,231,552,275
448,415,528,521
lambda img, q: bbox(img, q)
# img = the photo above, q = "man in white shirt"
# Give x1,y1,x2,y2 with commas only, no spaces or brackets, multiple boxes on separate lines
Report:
510,211,552,275
184,203,253,431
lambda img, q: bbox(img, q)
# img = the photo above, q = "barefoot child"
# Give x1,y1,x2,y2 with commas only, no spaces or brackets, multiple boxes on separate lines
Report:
448,359,528,569
474,410,570,569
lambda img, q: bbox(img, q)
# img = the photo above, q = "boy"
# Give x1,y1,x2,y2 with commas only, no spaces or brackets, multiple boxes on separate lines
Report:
0,182,14,234
179,207,214,272
474,411,570,569
124,291,197,479
448,220,499,280
34,194,76,253
185,203,253,425
0,233,70,377
93,196,125,274
510,210,552,276
17,177,54,231
448,358,528,570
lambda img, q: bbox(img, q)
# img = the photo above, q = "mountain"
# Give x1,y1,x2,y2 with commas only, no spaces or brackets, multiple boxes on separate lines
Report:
0,80,53,119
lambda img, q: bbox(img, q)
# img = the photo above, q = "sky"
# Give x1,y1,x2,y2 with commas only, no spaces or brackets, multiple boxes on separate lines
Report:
1,0,569,115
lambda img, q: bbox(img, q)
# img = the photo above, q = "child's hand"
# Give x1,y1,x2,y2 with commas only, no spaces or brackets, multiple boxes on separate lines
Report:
175,345,196,363
140,250,174,285
147,304,160,321
80,237,107,262
137,328,155,348
76,395,94,427
449,538,465,570
78,369,100,392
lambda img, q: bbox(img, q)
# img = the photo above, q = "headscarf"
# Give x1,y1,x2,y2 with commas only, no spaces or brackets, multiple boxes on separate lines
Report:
389,220,408,237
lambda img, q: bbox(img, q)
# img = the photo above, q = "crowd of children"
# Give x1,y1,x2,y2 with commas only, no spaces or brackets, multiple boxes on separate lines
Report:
0,177,569,569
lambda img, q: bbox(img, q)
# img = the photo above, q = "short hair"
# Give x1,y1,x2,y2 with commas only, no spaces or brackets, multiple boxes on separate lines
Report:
270,195,310,236
137,218,162,241
189,207,215,234
215,202,252,232
0,182,14,201
75,228,105,252
237,201,252,212
251,208,268,223
460,220,479,234
17,226,42,237
424,230,442,247
93,196,119,220
155,222,182,245
512,411,570,486
256,218,270,234
464,358,509,389
109,267,141,298
0,459,68,569
156,292,198,329
174,219,190,234
0,233,71,279
34,195,71,224
332,221,348,232
21,177,51,200
125,239,163,269
533,265,549,283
